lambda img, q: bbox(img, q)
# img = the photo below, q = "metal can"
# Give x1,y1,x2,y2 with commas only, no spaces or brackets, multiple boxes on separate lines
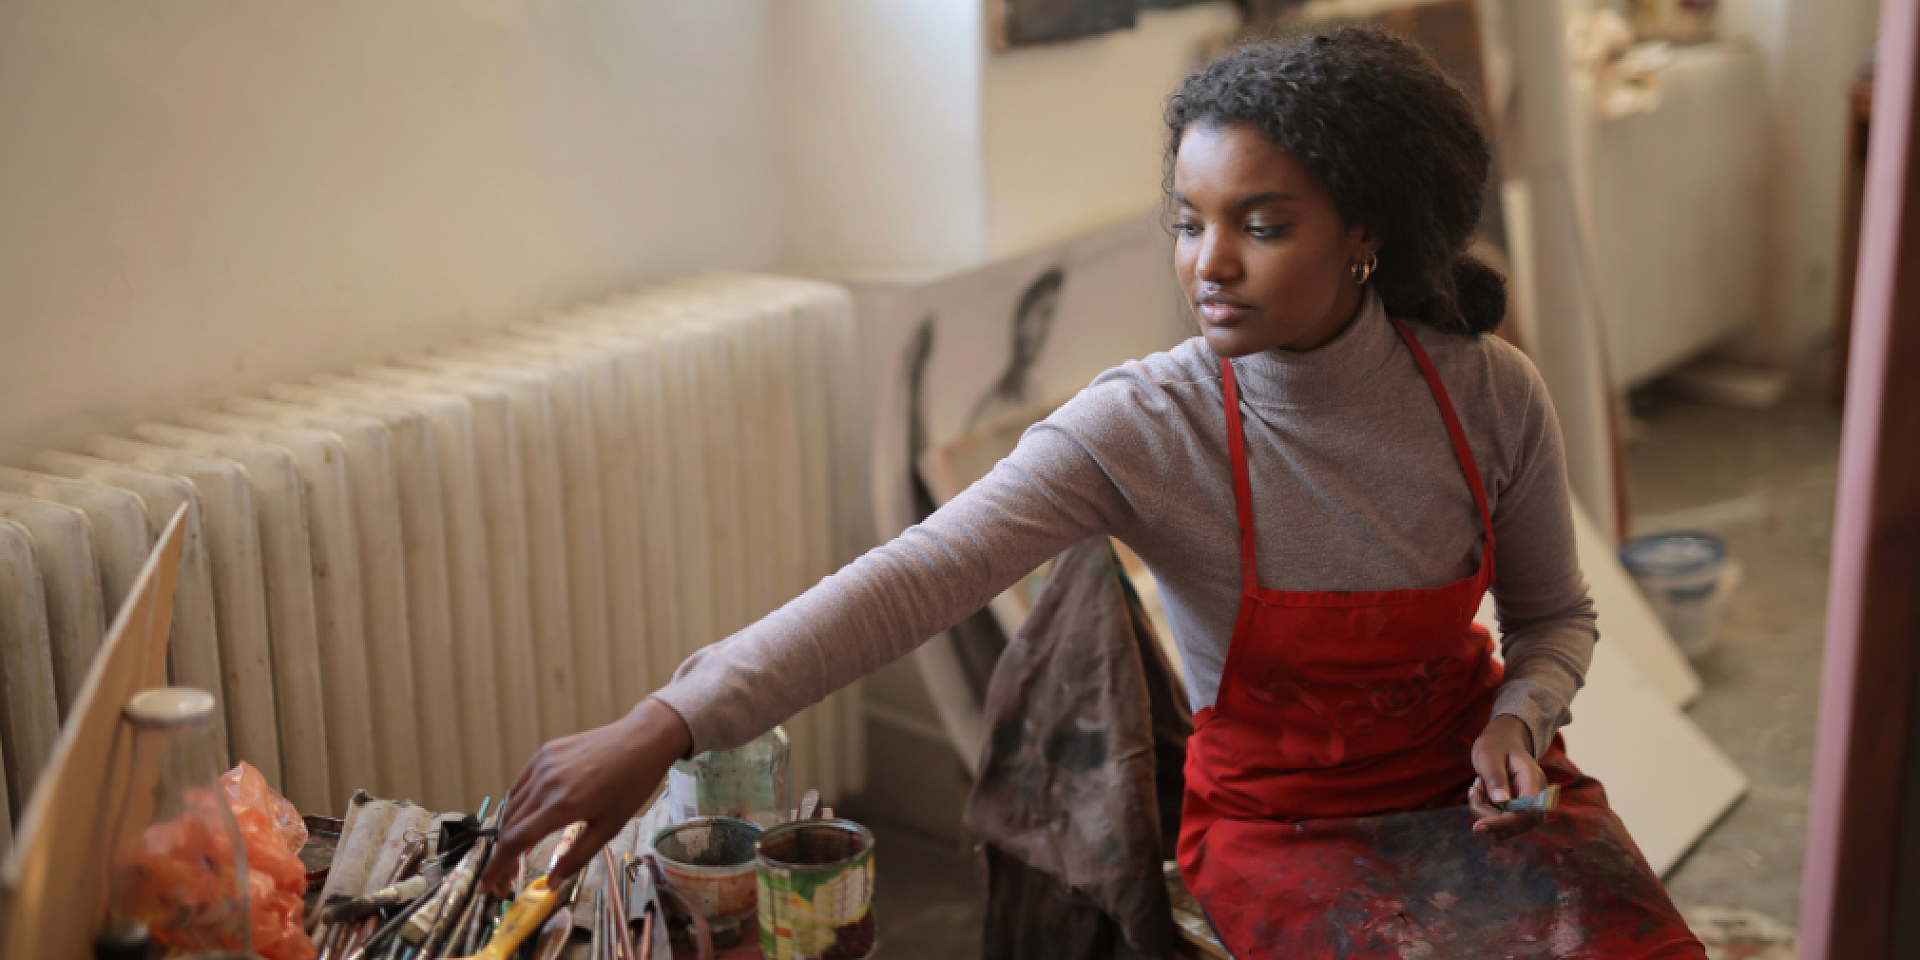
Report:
651,816,764,949
754,820,877,960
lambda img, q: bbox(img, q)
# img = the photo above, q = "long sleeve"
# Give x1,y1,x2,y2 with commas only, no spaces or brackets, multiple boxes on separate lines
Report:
1486,367,1599,758
650,386,1164,755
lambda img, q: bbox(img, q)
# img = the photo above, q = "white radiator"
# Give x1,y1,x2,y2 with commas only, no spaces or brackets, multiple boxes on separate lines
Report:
0,272,867,818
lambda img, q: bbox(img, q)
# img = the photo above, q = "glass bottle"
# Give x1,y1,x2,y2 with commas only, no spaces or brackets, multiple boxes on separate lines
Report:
106,687,250,957
666,725,790,829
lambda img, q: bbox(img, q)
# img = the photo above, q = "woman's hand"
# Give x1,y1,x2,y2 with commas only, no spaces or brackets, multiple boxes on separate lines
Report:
480,697,693,894
1467,713,1545,839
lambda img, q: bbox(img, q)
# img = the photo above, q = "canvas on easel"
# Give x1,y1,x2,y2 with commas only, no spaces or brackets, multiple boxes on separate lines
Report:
1,503,188,960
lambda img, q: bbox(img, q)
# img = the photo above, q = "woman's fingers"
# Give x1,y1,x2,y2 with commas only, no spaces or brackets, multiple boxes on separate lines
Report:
482,786,560,894
478,700,692,895
1508,748,1546,801
1473,809,1541,837
1473,744,1512,804
1469,772,1544,838
1467,777,1498,819
550,814,629,883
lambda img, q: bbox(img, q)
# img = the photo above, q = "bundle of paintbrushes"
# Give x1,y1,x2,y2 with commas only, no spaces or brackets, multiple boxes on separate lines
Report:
308,792,679,960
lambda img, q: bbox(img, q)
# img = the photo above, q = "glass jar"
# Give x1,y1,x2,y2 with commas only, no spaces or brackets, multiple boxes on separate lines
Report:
106,688,250,957
666,725,790,829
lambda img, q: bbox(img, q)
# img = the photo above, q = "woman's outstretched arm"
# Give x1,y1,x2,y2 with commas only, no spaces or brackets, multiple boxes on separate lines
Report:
483,382,1170,888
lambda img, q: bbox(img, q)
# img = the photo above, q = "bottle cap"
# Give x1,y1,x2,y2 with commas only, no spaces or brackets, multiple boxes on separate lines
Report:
123,687,218,729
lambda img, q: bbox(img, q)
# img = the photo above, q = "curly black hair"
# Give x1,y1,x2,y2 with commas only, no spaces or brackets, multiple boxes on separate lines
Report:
1165,28,1504,335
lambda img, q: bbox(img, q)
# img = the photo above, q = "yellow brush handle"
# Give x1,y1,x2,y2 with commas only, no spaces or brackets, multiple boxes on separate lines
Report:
454,877,559,960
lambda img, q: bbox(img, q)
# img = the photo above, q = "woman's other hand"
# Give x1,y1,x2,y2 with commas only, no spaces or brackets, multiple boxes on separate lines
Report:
480,697,693,894
1467,713,1544,838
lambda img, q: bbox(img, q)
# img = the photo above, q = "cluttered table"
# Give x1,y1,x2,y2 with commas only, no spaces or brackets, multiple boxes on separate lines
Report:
295,725,877,960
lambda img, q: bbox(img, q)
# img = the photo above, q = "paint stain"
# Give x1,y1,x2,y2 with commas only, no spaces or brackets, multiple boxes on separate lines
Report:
1041,728,1106,772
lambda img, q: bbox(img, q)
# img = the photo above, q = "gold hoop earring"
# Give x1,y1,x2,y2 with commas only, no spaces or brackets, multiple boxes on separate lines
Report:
1350,254,1378,285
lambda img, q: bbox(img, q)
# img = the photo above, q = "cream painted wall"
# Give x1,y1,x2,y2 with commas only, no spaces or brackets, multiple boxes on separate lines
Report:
0,0,1243,455
980,3,1239,257
1718,0,1883,361
774,0,987,274
0,0,784,455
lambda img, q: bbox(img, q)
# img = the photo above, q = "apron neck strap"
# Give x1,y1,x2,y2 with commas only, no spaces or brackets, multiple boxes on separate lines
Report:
1388,318,1498,551
1220,357,1260,594
1216,319,1498,597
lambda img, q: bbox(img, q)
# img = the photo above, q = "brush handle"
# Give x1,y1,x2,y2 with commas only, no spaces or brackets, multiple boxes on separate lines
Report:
452,877,558,960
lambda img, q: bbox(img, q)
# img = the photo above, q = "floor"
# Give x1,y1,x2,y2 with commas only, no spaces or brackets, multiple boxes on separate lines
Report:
1627,365,1842,926
866,820,983,960
852,361,1843,952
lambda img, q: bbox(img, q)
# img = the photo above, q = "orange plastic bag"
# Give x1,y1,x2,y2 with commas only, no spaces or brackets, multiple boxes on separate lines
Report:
223,759,308,853
221,762,316,960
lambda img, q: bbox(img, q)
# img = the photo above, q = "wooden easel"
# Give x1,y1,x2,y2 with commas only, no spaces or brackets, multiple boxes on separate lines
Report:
0,504,188,960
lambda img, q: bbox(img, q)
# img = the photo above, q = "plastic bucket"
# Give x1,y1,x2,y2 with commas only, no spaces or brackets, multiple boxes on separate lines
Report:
1619,531,1733,658
755,819,877,960
651,816,763,949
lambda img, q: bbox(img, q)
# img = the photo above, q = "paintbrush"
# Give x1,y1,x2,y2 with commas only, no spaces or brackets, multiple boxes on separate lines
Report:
531,905,572,960
445,821,585,960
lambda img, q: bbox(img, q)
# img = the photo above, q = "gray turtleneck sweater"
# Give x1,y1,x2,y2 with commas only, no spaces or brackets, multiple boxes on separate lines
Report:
654,293,1596,761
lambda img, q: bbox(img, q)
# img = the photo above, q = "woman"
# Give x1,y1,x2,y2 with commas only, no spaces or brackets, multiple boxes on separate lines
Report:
486,29,1703,958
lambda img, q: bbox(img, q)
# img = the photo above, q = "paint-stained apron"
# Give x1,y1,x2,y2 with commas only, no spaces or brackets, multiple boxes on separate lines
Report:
1176,319,1705,959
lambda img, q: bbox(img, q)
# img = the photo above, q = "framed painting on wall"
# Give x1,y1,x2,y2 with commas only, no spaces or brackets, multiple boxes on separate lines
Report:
991,0,1139,49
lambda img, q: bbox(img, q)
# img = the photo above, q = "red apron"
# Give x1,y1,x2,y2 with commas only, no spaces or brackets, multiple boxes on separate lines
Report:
1176,319,1704,959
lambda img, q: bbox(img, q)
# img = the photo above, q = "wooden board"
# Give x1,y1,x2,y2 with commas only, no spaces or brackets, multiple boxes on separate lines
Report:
0,519,59,825
0,495,106,719
82,437,282,788
224,400,425,803
1570,503,1701,707
31,455,227,762
0,504,187,960
1562,640,1746,876
179,411,380,815
133,424,333,814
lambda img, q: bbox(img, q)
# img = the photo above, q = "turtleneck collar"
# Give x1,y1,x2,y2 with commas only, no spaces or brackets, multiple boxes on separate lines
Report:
1224,289,1402,409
